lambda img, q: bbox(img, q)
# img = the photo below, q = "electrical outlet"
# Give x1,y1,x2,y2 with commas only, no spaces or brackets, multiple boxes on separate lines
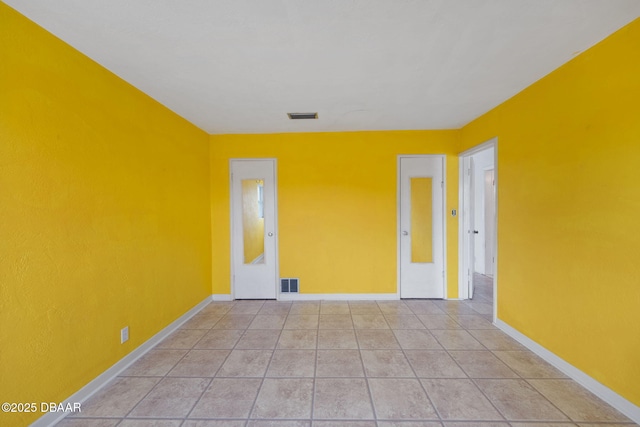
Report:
121,326,129,344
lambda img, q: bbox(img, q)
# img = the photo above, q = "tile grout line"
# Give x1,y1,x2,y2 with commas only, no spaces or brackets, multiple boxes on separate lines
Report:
426,300,511,423
242,300,290,424
352,301,380,426
388,300,444,423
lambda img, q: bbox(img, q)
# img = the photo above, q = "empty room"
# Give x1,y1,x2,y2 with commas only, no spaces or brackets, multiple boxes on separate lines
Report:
1,1,639,426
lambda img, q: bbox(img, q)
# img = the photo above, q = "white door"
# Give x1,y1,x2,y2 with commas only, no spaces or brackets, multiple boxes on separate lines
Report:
399,156,445,299
231,159,278,299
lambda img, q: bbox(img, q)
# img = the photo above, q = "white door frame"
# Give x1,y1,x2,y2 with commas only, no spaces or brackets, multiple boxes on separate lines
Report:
229,158,279,300
458,139,498,321
397,154,447,299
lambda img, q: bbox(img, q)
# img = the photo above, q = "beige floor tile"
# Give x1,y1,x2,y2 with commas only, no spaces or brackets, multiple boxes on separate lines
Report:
378,423,442,427
194,329,243,349
576,424,635,427
184,420,246,427
405,300,445,314
267,350,316,377
318,329,358,349
476,379,569,421
384,314,426,329
349,302,382,314
432,300,477,315
493,351,566,378
468,329,524,350
393,329,442,349
444,423,508,427
249,422,310,427
361,350,414,377
420,378,503,420
69,377,159,417
377,302,414,315
368,378,437,419
213,314,256,330
217,349,272,377
319,314,353,329
156,329,208,349
289,302,320,315
228,302,264,315
314,422,376,427
528,379,632,422
248,314,287,329
313,378,374,419
449,351,518,378
251,378,314,419
453,314,496,329
430,329,485,350
180,314,222,330
121,349,187,376
510,424,578,427
355,330,400,349
189,377,262,418
467,301,493,315
417,314,462,329
405,350,467,378
56,420,121,427
277,330,317,349
236,329,281,349
118,421,182,427
199,303,233,316
167,349,229,377
258,302,292,315
129,377,209,418
317,349,364,377
284,314,319,329
352,314,390,329
320,302,351,314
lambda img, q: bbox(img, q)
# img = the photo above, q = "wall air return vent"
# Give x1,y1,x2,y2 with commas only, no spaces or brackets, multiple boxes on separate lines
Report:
280,278,299,293
287,112,318,120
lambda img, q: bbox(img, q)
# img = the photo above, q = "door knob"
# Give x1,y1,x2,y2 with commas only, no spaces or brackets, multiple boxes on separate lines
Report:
402,231,408,236
268,232,273,237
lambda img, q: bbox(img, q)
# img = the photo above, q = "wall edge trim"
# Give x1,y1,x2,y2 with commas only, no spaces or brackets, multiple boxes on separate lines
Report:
31,295,214,427
278,293,398,301
495,319,640,424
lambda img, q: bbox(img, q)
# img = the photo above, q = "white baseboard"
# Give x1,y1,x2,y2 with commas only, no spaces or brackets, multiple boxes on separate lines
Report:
212,294,234,301
31,295,213,427
495,319,640,424
278,293,399,301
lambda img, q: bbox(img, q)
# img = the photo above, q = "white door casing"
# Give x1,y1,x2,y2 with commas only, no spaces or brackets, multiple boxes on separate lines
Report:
398,156,445,299
230,159,278,299
468,156,476,298
484,169,496,276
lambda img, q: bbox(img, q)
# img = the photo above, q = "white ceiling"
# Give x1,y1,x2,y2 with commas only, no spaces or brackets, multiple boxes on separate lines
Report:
5,0,640,134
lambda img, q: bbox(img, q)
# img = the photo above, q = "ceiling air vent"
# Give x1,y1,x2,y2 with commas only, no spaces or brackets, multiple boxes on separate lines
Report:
287,112,318,120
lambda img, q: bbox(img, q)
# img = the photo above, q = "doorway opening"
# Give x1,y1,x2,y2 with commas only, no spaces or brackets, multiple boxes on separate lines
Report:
458,139,497,321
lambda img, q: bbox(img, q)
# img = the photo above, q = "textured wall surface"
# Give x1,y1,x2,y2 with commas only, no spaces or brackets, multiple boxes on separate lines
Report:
461,18,640,406
210,130,460,297
0,4,211,425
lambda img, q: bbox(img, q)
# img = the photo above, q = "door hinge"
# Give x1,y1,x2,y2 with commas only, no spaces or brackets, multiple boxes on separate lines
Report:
441,181,444,188
442,270,445,278
467,168,471,176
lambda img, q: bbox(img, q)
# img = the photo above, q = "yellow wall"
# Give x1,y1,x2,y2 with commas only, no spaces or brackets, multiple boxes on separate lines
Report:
461,18,640,406
242,179,265,263
211,131,460,297
0,4,212,425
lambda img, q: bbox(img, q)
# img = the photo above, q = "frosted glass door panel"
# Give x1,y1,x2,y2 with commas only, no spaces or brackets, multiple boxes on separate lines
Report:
410,177,433,263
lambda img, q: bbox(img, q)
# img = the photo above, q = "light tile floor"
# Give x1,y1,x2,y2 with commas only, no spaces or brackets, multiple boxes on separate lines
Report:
57,275,637,426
